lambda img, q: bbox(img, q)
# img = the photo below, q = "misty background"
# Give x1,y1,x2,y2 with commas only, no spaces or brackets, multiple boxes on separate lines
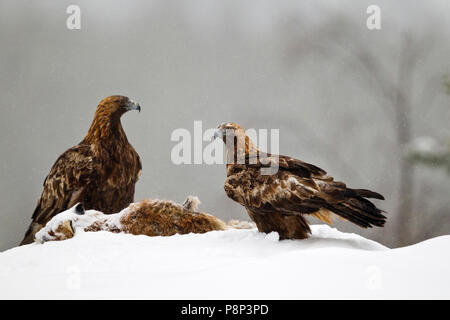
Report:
1,0,449,251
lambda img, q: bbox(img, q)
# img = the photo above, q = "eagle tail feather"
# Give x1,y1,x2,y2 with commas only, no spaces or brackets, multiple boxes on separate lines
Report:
326,197,386,228
345,188,385,200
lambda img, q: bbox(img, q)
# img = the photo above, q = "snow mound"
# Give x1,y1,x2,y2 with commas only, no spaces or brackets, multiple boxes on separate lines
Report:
1,225,449,299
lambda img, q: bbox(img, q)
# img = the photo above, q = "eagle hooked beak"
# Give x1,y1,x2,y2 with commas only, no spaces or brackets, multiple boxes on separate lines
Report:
127,100,141,112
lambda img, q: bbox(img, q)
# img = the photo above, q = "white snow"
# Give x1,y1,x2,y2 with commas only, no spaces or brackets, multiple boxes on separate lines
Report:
34,204,129,243
1,225,449,299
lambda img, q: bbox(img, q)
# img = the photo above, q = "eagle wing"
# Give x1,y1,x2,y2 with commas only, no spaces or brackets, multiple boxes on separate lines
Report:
20,144,97,244
228,153,331,207
226,162,325,214
226,153,385,228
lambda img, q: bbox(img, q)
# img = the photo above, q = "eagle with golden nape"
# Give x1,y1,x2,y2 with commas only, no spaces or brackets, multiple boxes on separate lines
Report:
20,95,142,245
213,122,387,240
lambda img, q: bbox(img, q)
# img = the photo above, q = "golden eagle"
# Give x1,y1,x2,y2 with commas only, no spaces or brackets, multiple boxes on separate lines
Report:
214,122,387,240
20,95,142,245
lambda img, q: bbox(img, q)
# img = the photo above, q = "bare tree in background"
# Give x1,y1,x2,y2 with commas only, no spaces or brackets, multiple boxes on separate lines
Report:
286,16,438,246
408,77,450,174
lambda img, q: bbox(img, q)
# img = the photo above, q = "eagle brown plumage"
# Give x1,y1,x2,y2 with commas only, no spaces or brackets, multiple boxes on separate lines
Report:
214,122,387,240
20,95,142,245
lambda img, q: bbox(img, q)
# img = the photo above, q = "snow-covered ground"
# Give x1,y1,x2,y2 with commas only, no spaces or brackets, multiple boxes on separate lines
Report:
1,225,449,299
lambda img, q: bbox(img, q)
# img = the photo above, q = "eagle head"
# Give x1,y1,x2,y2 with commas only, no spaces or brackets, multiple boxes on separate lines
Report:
97,95,141,117
214,122,261,162
213,122,246,143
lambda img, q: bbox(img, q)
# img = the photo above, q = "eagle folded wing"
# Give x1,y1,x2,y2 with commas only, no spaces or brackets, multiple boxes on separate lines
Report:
230,154,355,223
30,145,96,228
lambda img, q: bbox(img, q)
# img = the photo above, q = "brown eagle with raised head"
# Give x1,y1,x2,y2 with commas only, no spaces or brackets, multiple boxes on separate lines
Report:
214,122,387,240
20,95,142,245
